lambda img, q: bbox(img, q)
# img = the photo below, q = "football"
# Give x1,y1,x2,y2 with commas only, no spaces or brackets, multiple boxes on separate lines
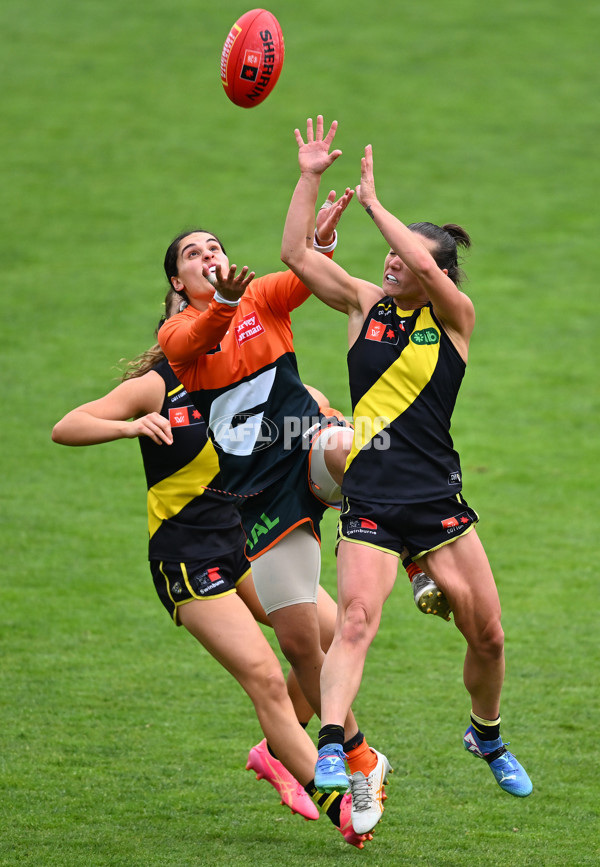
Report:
220,9,285,108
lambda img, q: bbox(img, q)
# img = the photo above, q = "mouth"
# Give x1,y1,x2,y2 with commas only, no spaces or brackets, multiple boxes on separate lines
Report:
385,274,399,286
207,265,218,285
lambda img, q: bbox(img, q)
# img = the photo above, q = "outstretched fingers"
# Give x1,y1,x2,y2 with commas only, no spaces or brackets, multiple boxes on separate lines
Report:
301,115,340,147
323,117,339,147
357,144,377,207
316,187,355,239
228,264,256,290
295,115,343,174
212,263,256,300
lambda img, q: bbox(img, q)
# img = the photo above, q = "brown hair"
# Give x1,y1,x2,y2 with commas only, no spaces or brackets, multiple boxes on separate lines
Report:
408,222,471,286
121,288,181,381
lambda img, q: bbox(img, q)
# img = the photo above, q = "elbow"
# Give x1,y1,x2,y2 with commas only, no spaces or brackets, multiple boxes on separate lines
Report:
281,244,303,273
51,424,65,444
413,258,441,284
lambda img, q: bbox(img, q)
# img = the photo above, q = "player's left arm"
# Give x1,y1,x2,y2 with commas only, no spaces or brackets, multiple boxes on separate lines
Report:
357,144,475,349
51,372,172,446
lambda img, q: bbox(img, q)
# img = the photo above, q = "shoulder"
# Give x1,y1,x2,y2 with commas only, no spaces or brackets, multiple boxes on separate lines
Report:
250,269,300,295
151,358,180,387
357,279,386,317
247,269,308,314
123,369,166,411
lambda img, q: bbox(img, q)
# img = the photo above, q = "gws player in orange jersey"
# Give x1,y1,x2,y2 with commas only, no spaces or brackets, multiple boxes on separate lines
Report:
157,197,391,835
52,288,371,848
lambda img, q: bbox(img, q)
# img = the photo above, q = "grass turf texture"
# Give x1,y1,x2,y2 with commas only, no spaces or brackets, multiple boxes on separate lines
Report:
1,0,599,864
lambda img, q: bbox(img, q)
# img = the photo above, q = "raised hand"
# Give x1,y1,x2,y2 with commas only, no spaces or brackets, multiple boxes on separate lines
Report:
204,263,256,302
355,144,378,209
295,115,343,176
315,187,355,246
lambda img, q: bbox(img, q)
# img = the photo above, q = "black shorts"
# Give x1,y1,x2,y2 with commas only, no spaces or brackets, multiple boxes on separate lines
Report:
337,492,479,561
239,450,327,561
151,534,251,625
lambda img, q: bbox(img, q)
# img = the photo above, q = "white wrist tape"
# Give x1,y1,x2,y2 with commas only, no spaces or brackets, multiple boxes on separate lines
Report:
213,290,241,307
313,230,337,253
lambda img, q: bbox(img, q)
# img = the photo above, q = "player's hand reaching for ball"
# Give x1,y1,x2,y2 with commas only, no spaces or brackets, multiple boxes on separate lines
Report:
315,187,355,246
355,144,378,211
295,115,343,177
204,263,256,303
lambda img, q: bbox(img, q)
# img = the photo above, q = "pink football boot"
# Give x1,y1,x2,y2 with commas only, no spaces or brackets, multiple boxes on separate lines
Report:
246,739,319,821
336,792,373,849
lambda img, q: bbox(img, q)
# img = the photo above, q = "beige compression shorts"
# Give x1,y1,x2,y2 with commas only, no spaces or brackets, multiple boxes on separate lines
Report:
250,523,321,615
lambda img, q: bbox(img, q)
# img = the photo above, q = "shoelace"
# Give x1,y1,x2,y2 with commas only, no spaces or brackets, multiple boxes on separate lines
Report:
350,773,372,812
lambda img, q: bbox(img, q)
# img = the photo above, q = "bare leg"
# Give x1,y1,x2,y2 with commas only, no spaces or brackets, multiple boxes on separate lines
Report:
418,529,505,719
238,573,347,728
253,527,365,739
320,540,399,727
178,595,317,785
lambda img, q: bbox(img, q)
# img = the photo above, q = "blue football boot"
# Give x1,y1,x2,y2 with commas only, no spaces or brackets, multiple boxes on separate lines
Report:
315,743,349,793
464,724,532,797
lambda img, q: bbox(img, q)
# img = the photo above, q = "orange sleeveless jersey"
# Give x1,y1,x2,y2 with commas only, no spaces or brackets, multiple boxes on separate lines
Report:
158,270,322,496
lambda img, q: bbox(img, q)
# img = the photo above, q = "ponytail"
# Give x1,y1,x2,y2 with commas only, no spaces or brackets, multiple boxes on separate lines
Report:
408,221,471,286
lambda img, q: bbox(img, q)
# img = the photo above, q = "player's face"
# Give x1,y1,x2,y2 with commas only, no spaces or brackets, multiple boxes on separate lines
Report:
173,232,230,308
382,234,439,306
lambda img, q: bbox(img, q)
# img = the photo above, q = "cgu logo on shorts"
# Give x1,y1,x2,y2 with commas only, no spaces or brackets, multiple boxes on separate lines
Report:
235,311,265,347
441,512,471,534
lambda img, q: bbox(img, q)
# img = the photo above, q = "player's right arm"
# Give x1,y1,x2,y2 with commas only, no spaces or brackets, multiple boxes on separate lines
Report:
281,116,382,340
51,371,172,446
157,300,238,364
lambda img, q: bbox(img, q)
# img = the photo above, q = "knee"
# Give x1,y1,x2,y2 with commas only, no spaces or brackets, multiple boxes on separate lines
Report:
339,599,373,647
277,631,322,668
471,618,504,659
248,659,289,703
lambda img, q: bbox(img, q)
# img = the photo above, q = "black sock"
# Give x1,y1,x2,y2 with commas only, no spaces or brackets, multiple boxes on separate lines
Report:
470,713,501,743
343,729,364,753
304,779,344,827
470,713,506,762
318,724,345,751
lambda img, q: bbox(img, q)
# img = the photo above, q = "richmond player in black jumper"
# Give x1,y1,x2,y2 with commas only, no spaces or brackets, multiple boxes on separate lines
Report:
281,116,532,806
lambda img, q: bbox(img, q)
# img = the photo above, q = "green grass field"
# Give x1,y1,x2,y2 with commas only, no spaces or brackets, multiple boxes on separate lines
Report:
2,0,599,864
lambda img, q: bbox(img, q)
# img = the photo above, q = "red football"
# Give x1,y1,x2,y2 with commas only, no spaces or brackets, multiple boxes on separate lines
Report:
220,9,285,108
